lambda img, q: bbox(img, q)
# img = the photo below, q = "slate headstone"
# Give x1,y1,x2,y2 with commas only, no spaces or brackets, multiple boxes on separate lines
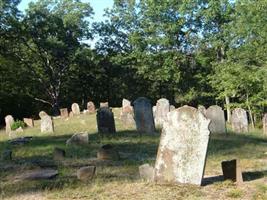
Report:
221,159,243,184
96,107,116,134
154,105,210,185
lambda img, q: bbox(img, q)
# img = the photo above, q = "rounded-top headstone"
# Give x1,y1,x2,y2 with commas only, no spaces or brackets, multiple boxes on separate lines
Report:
231,108,248,133
71,103,80,115
41,115,54,133
206,105,226,134
39,111,48,119
133,97,155,134
154,98,170,128
5,115,14,134
87,101,96,114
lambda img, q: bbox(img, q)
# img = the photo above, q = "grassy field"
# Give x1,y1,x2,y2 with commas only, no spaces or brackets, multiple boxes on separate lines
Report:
0,108,267,200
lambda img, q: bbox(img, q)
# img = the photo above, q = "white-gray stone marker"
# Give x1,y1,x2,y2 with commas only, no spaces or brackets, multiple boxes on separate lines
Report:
206,105,226,134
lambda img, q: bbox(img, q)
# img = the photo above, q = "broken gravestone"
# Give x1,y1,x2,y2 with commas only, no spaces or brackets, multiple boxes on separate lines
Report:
206,105,226,134
154,105,210,185
263,114,267,135
120,99,135,127
5,115,14,134
154,98,170,128
41,115,54,133
87,101,96,114
96,107,116,134
77,166,96,181
23,118,34,128
60,108,69,118
66,133,88,145
133,97,155,134
71,103,80,115
221,159,243,184
231,108,248,133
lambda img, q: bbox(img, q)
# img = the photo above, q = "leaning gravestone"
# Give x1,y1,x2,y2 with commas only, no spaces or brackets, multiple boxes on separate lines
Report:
120,99,135,127
97,107,116,134
41,115,54,133
206,105,226,134
154,98,170,128
87,101,96,114
71,103,80,115
231,108,248,133
23,118,34,127
5,115,14,134
60,108,69,118
154,106,210,185
263,114,267,135
133,97,155,134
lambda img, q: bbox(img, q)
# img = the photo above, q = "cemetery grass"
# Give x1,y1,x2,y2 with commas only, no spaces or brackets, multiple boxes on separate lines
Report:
0,109,266,199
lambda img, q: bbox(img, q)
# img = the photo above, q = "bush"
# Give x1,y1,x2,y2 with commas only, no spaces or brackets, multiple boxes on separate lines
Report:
11,120,26,131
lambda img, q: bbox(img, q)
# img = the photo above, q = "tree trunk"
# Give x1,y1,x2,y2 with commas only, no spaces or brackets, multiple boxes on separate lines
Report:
225,95,231,123
246,93,255,129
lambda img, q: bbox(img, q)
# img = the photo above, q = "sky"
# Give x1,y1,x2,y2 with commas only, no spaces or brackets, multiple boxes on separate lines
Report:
18,0,114,22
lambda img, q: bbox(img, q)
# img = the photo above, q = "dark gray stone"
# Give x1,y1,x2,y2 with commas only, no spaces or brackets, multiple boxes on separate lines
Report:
221,159,243,184
96,107,116,134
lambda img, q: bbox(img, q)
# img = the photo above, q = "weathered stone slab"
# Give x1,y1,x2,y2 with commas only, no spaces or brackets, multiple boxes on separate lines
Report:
87,101,96,114
77,166,96,181
71,103,80,115
5,115,14,134
221,159,243,184
139,163,154,181
41,115,54,133
133,97,155,134
154,98,170,128
263,114,267,135
15,169,58,181
66,133,88,145
39,111,48,119
100,102,109,108
206,105,226,134
97,144,120,160
60,108,69,118
231,108,248,133
96,107,116,134
23,118,34,127
120,99,135,127
154,105,210,185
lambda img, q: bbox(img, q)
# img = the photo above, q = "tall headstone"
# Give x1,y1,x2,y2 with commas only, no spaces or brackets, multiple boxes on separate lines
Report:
154,98,170,128
100,102,109,108
231,108,248,133
120,99,135,127
39,111,48,119
23,118,34,128
41,115,54,133
5,115,14,134
97,107,116,134
206,105,226,134
71,103,80,115
87,101,96,114
133,97,155,134
263,114,267,135
154,106,210,185
60,108,69,118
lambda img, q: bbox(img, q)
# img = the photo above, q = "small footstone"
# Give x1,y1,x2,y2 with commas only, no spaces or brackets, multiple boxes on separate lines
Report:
139,164,154,181
2,150,12,160
77,166,96,181
221,159,243,184
53,148,66,160
97,144,120,161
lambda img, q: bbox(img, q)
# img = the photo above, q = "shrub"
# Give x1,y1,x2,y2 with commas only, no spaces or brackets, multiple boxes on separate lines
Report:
11,120,26,131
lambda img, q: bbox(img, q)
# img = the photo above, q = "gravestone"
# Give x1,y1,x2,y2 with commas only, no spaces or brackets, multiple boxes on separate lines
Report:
97,107,116,134
39,111,48,119
133,97,155,134
263,114,267,135
23,118,34,127
69,111,74,118
221,159,243,184
77,166,96,181
97,144,120,160
198,105,207,116
206,105,226,134
154,106,210,185
231,108,248,133
71,103,80,115
87,101,96,114
5,115,14,134
154,98,170,128
120,99,135,127
41,115,54,133
66,132,88,145
139,164,154,181
60,108,69,118
100,102,109,108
